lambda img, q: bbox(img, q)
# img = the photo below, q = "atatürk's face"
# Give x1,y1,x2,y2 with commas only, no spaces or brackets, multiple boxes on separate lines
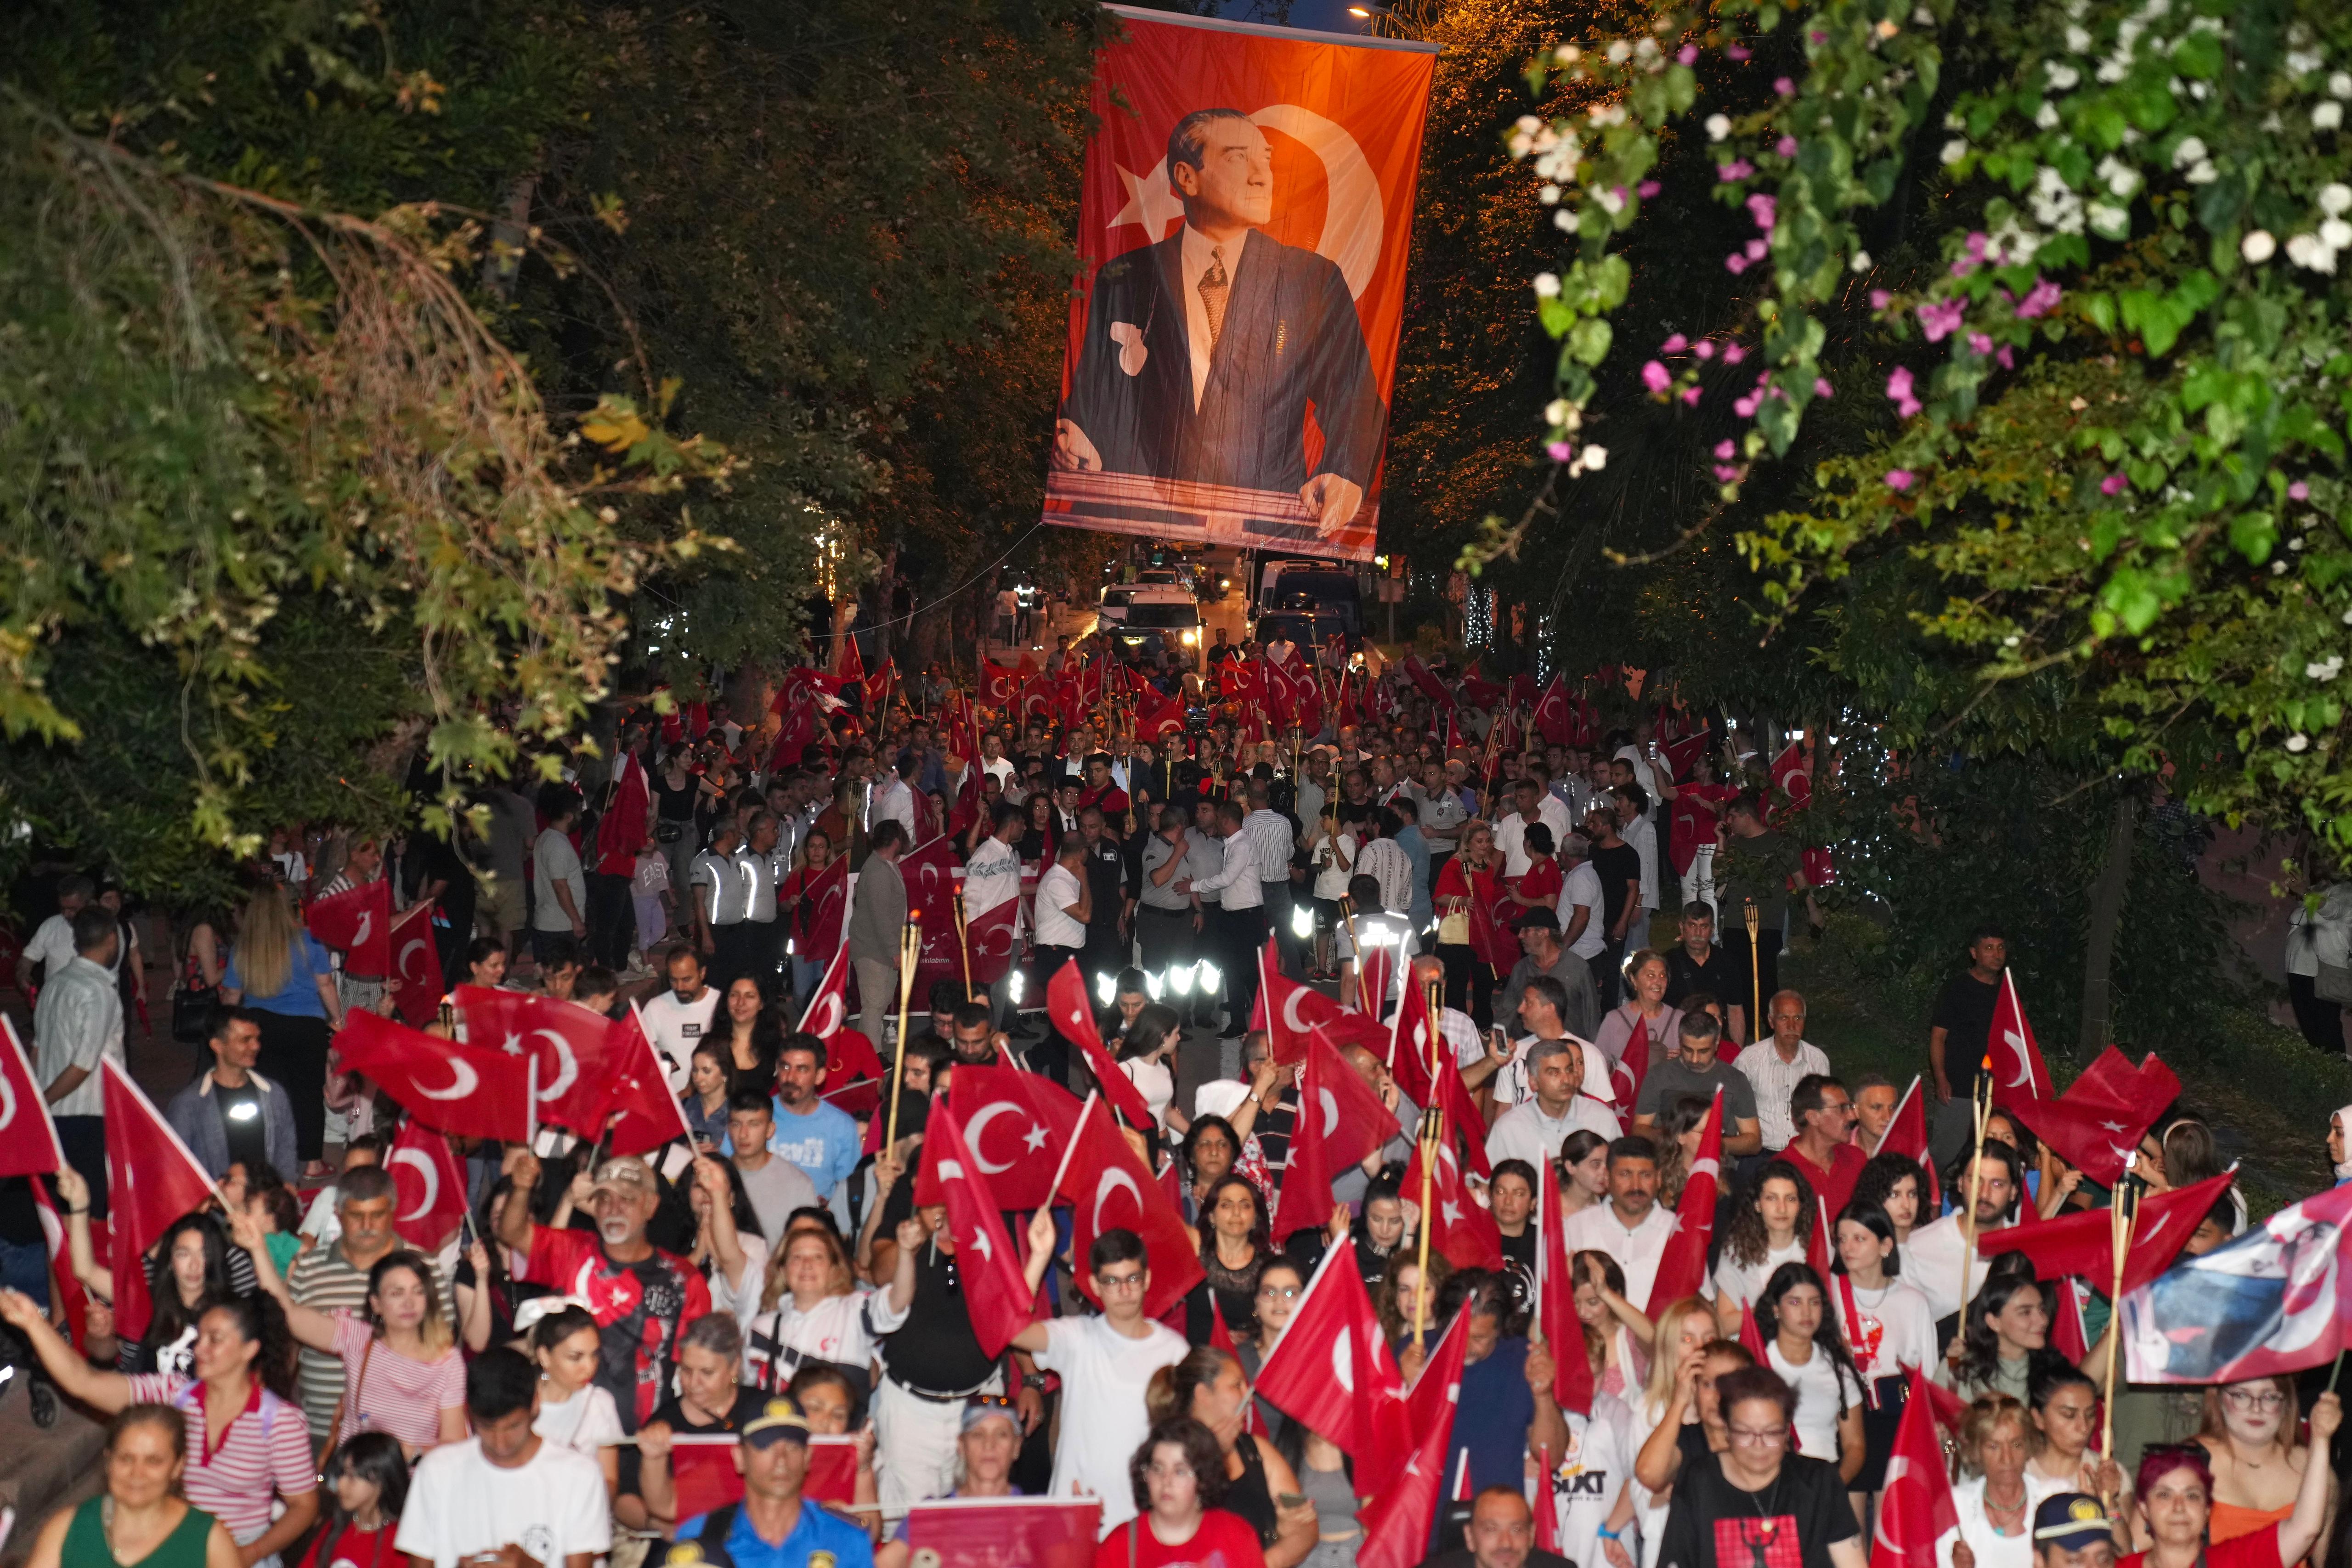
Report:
1173,116,1274,229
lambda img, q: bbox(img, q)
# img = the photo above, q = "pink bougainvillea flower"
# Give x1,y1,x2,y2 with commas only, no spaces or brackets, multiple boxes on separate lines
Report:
1547,441,1574,461
1967,332,1993,356
1727,43,1750,59
1714,463,1745,481
1776,135,1798,158
1719,158,1756,181
1775,75,1796,95
1722,343,1746,364
1683,386,1703,405
1746,238,1769,260
1747,193,1777,230
1870,288,1892,310
1917,298,1966,341
2014,277,2063,318
2290,480,2311,500
1814,377,1834,398
2100,473,2129,496
1694,340,1715,360
1661,333,1689,353
1678,44,1698,63
1885,469,1916,491
1726,254,1749,273
1996,345,2014,369
1642,361,1672,393
1716,439,1737,458
1734,395,1759,417
1638,180,1661,197
1886,365,1922,418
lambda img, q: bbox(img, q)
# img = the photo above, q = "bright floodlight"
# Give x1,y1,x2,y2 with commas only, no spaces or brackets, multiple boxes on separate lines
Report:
1168,964,1195,996
1195,960,1221,992
1291,903,1316,940
1094,971,1116,1006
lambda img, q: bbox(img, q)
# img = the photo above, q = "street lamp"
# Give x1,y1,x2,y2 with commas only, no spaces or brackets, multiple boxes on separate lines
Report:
1347,0,1440,39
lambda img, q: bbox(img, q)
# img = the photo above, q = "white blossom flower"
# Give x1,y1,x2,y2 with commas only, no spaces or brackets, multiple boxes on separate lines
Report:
1553,209,1576,231
1594,185,1625,214
2286,232,2335,271
2286,47,2323,77
1850,249,1874,271
1941,138,1969,164
2048,62,2081,90
1607,39,1631,62
2098,156,2141,197
2287,733,2311,752
1534,273,1561,298
2324,218,2352,250
2316,101,2345,131
1539,185,1561,204
2243,228,2277,262
2065,23,2092,51
1582,445,1608,471
1706,113,1730,141
2186,158,2218,184
2172,135,2206,167
1913,5,1935,23
1544,398,1572,423
2088,202,2131,237
2322,183,2352,217
2036,102,2061,129
2333,71,2352,98
2314,657,2348,682
1557,44,1581,62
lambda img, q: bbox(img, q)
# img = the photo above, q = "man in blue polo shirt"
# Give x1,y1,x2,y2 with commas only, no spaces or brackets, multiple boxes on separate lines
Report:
674,1395,873,1568
768,1035,864,1224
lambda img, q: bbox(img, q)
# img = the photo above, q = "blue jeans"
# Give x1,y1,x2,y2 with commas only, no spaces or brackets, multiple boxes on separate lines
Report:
791,956,825,1013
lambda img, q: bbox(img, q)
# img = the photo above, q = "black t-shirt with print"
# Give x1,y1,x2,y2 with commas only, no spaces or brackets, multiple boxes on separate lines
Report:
1656,1453,1856,1568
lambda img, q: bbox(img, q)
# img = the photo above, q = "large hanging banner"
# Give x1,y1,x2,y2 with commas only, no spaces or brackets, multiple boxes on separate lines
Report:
1043,6,1437,564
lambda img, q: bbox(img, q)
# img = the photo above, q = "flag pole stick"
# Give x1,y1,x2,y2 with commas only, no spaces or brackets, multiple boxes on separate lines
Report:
1744,898,1762,1050
1414,1111,1438,1354
1958,1061,1992,1325
2328,1349,2346,1396
1340,897,1363,1010
2102,1167,2137,1460
955,890,974,1004
1043,1090,1099,1204
886,914,922,1151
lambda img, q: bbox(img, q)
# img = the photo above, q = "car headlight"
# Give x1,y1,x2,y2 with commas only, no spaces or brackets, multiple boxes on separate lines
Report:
1181,628,1199,645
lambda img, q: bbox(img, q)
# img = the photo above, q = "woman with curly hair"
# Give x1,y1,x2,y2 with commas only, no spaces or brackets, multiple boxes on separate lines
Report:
1713,1159,1817,1333
1375,1247,1452,1351
1095,1416,1269,1568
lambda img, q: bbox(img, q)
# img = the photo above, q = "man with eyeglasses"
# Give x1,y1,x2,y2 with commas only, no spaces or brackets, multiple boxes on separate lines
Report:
1781,1072,1866,1221
1008,1227,1187,1535
1652,1364,1864,1568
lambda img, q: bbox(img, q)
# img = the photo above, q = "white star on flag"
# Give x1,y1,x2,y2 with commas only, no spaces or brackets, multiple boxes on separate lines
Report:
967,1227,994,1263
501,1032,526,1056
1023,1123,1051,1152
1108,160,1187,240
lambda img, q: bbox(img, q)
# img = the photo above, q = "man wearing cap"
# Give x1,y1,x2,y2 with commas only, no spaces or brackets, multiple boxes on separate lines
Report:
879,1396,1026,1555
2022,1494,2123,1568
498,1146,712,1431
673,1395,876,1568
1493,908,1602,1047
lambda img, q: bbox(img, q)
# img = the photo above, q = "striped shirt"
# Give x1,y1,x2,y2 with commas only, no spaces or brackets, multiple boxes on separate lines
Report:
328,1312,466,1451
288,1244,453,1442
124,1374,315,1539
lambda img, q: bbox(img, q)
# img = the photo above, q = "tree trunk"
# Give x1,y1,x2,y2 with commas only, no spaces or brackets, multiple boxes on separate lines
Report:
2076,790,2139,1058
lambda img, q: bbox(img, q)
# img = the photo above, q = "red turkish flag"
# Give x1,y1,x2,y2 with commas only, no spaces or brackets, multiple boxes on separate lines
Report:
1133,688,1189,739
1534,1145,1594,1417
1356,1307,1470,1568
1255,939,1386,1064
1978,1168,2232,1292
932,1064,1085,1211
31,1177,90,1351
1874,1075,1942,1210
1770,740,1812,805
333,1010,531,1142
1870,1368,1963,1568
101,1059,219,1342
1659,727,1713,782
1044,958,1159,1134
1738,1297,1769,1362
1056,1094,1204,1320
305,877,391,976
1403,656,1455,710
2049,1275,2091,1363
600,1007,698,1157
390,915,444,1029
1402,1122,1501,1271
925,1100,1042,1357
899,835,965,929
836,631,865,685
1613,1013,1654,1116
667,1435,862,1521
964,898,1022,987
2010,1045,2181,1187
386,1118,469,1251
792,856,850,961
1272,1027,1400,1241
1642,1089,1724,1317
0,1016,66,1179
1354,940,1396,1022
1986,967,2056,1110
980,660,1017,706
794,941,886,1086
1253,1239,1408,1486
1532,676,1573,746
1457,673,1503,710
900,1499,1102,1565
455,985,614,1138
1382,975,1491,1179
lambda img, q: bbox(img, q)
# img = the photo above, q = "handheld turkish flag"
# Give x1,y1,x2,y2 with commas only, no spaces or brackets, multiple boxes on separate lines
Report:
980,660,1018,706
1254,1235,1410,1486
1534,1148,1594,1417
2049,1275,2091,1363
1532,676,1573,746
386,1118,469,1251
1613,1013,1654,1116
456,985,612,1139
30,1177,90,1350
1769,740,1812,806
1403,656,1456,711
1056,1094,1204,1320
1356,1306,1471,1568
1402,1122,1502,1271
600,1006,698,1157
1808,1194,1835,1282
668,1435,863,1520
1738,1298,1769,1362
1383,977,1491,1179
306,878,391,976
1257,940,1386,1064
0,1016,65,1179
938,1064,1085,1211
836,629,865,684
1643,1089,1724,1317
2010,1045,2181,1187
796,856,852,960
1272,1027,1400,1241
333,1010,531,1143
1659,727,1713,783
2120,1181,2352,1385
1355,939,1396,1022
1979,1168,2233,1293
1870,1367,1962,1568
900,1498,1104,1566
1876,1075,1942,1209
101,1059,219,1342
963,899,1022,988
1044,958,1158,1135
1986,968,2055,1110
925,1100,1041,1357
796,942,886,1086
390,916,445,1029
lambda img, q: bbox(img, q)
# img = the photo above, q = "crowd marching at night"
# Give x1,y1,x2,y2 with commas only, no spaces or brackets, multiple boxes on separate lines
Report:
3,626,2344,1568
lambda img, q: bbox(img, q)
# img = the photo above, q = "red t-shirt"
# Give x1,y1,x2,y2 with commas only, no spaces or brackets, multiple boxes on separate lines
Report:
1512,859,1563,925
1787,1140,1867,1223
522,1227,712,1425
1092,1510,1267,1568
1670,784,1736,874
300,1522,398,1568
2120,1524,2284,1568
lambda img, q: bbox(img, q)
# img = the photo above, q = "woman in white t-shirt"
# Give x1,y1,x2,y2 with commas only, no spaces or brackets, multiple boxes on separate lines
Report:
1833,1203,1939,1515
523,1302,623,1499
745,1226,900,1393
1755,1263,1866,1482
1712,1159,1814,1334
685,1155,770,1328
1117,1004,1187,1134
1937,1393,2035,1568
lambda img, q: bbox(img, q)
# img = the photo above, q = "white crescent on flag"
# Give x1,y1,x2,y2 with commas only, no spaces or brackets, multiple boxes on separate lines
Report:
1319,1087,1341,1138
1331,1329,1355,1392
535,1030,578,1101
0,1061,15,1133
389,1146,440,1221
962,1103,1029,1175
1093,1167,1143,1233
416,1059,479,1100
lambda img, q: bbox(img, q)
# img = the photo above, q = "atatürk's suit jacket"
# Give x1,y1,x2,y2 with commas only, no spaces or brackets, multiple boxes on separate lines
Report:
1062,227,1386,494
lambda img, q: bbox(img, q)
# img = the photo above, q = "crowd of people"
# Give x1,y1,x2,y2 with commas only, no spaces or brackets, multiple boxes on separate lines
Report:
1,632,2340,1568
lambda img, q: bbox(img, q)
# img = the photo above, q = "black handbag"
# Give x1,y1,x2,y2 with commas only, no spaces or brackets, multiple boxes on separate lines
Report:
171,983,217,1044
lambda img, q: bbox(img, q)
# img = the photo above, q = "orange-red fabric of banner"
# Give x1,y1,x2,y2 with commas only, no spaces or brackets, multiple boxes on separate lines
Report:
1043,6,1436,564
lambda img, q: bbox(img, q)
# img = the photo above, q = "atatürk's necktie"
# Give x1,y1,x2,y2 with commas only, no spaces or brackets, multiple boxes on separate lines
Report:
1199,247,1231,351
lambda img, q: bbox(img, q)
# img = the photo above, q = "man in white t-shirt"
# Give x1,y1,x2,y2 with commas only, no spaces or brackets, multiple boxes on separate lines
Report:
1735,989,1833,1153
1494,777,1551,880
1012,1224,1187,1535
639,947,722,1090
1486,1037,1622,1169
1557,834,1608,963
1560,1135,1678,1308
398,1348,610,1568
14,873,100,990
531,793,589,964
